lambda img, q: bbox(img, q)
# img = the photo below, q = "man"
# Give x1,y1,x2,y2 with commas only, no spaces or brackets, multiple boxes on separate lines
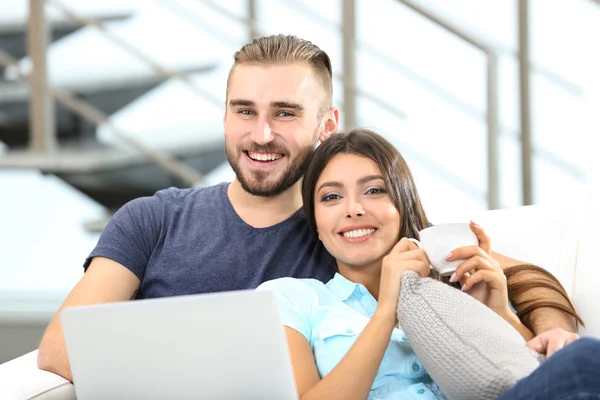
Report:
38,34,581,384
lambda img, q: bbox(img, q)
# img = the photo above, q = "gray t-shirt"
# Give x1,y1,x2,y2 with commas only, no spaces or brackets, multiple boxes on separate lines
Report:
84,182,337,299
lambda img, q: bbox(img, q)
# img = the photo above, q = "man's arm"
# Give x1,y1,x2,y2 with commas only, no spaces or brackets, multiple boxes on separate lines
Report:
492,250,577,334
37,257,140,382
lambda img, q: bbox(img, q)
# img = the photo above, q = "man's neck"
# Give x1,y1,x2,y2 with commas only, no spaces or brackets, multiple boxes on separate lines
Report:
227,179,304,228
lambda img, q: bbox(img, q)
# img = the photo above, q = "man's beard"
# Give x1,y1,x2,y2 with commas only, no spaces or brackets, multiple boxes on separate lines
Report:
226,136,317,198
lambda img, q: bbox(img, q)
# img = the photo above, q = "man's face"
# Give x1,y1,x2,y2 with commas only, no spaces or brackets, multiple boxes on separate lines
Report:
224,62,331,197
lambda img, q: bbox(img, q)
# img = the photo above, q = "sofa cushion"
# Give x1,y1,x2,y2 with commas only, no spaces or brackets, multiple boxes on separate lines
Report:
0,350,75,400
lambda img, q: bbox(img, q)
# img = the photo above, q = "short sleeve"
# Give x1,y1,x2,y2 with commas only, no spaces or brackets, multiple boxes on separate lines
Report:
257,278,316,344
83,194,163,280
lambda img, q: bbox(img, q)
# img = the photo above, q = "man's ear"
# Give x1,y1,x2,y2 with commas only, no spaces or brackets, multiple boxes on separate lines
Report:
319,107,340,142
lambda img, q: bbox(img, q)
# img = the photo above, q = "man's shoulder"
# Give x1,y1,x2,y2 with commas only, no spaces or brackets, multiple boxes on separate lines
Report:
153,182,228,204
119,182,227,216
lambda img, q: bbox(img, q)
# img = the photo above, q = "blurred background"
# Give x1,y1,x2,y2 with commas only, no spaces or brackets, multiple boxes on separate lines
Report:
0,0,598,362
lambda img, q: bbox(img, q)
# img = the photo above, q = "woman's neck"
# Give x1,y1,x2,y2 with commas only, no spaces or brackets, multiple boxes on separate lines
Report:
337,261,383,301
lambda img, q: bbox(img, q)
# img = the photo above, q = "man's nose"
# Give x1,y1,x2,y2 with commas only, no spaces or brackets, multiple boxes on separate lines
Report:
249,120,274,145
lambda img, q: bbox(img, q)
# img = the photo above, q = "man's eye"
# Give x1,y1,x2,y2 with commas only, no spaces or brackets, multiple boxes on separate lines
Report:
277,111,294,117
239,109,254,115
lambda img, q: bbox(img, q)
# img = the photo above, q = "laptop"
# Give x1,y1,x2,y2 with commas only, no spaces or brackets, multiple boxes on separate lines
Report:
61,289,299,400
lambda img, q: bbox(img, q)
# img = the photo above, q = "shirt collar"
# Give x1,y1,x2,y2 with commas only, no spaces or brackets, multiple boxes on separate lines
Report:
326,272,362,301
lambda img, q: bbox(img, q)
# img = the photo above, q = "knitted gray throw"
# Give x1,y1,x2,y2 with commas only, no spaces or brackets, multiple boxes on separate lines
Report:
397,271,544,400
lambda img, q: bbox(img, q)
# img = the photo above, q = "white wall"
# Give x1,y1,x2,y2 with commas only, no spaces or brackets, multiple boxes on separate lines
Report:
0,171,103,296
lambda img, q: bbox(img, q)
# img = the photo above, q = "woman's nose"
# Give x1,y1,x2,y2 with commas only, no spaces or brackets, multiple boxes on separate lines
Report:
345,200,365,218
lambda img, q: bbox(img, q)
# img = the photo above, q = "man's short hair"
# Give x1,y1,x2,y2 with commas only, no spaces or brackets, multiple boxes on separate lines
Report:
227,34,333,118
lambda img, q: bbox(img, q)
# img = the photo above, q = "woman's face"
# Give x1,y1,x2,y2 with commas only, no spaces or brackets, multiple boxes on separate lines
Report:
314,153,401,270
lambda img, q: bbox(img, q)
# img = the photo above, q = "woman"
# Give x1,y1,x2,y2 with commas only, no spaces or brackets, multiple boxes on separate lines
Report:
257,129,580,400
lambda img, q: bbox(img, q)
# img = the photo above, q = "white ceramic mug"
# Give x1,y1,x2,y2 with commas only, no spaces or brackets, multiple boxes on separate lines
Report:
408,223,479,276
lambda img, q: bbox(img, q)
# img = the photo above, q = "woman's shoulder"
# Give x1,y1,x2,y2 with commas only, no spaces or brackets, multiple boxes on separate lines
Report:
257,277,329,300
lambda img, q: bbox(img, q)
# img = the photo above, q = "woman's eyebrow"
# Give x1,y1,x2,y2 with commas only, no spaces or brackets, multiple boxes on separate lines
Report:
317,175,384,192
317,181,342,192
357,175,385,184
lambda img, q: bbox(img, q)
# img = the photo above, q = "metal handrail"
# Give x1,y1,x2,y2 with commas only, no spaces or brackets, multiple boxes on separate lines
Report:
43,0,496,205
189,0,502,208
0,49,205,187
14,0,581,206
49,0,222,108
397,0,500,209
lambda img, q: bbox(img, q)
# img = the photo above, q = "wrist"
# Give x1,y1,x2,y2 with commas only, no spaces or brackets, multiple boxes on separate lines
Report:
373,305,398,326
501,308,536,340
500,309,520,326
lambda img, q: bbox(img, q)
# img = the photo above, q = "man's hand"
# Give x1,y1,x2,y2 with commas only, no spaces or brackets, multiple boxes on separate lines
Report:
527,328,580,358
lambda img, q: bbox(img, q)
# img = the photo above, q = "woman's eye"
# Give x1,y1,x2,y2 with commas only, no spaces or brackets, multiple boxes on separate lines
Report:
366,187,386,195
321,193,341,202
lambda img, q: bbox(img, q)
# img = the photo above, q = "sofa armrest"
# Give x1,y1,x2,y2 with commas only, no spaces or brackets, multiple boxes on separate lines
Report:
0,350,75,400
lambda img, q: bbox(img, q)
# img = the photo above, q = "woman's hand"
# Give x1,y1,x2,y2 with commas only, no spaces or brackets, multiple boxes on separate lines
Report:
446,221,512,319
376,238,431,323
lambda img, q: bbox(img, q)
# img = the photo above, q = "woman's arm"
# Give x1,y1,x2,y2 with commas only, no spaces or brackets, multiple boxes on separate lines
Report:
500,309,535,341
291,238,431,400
288,310,396,400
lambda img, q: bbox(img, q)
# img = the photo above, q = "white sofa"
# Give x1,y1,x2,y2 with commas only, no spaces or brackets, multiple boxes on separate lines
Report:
1,198,599,399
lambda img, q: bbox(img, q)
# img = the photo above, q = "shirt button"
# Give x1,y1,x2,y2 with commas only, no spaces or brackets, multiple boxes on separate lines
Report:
418,388,425,394
412,362,421,372
401,335,408,341
346,328,353,334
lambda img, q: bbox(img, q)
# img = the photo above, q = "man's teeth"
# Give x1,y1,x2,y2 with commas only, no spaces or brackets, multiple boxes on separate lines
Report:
248,152,283,161
342,229,376,238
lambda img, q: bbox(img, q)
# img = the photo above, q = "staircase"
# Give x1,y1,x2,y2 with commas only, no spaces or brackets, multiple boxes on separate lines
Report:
0,0,233,212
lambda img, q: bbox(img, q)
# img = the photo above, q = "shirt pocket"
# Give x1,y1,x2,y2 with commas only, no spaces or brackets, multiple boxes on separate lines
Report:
312,316,368,378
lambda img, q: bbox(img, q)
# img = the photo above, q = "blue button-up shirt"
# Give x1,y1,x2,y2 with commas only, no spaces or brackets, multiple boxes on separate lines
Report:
257,273,446,399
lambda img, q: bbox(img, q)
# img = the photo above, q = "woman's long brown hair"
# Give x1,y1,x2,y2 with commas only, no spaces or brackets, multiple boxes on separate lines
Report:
504,264,585,329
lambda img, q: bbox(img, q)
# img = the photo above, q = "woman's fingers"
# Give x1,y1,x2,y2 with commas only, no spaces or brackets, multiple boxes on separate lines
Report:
460,269,503,292
470,221,491,254
450,255,495,283
446,245,487,262
399,259,431,278
391,237,420,254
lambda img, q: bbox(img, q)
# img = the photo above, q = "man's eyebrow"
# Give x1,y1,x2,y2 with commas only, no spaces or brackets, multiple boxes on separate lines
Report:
228,100,304,111
317,175,384,192
228,99,255,107
272,101,304,111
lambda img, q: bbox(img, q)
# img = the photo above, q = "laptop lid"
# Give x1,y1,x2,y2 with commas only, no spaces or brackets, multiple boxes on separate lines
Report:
61,289,298,400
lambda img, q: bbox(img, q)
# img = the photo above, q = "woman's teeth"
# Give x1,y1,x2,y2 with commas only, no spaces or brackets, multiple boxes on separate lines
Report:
342,228,375,238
